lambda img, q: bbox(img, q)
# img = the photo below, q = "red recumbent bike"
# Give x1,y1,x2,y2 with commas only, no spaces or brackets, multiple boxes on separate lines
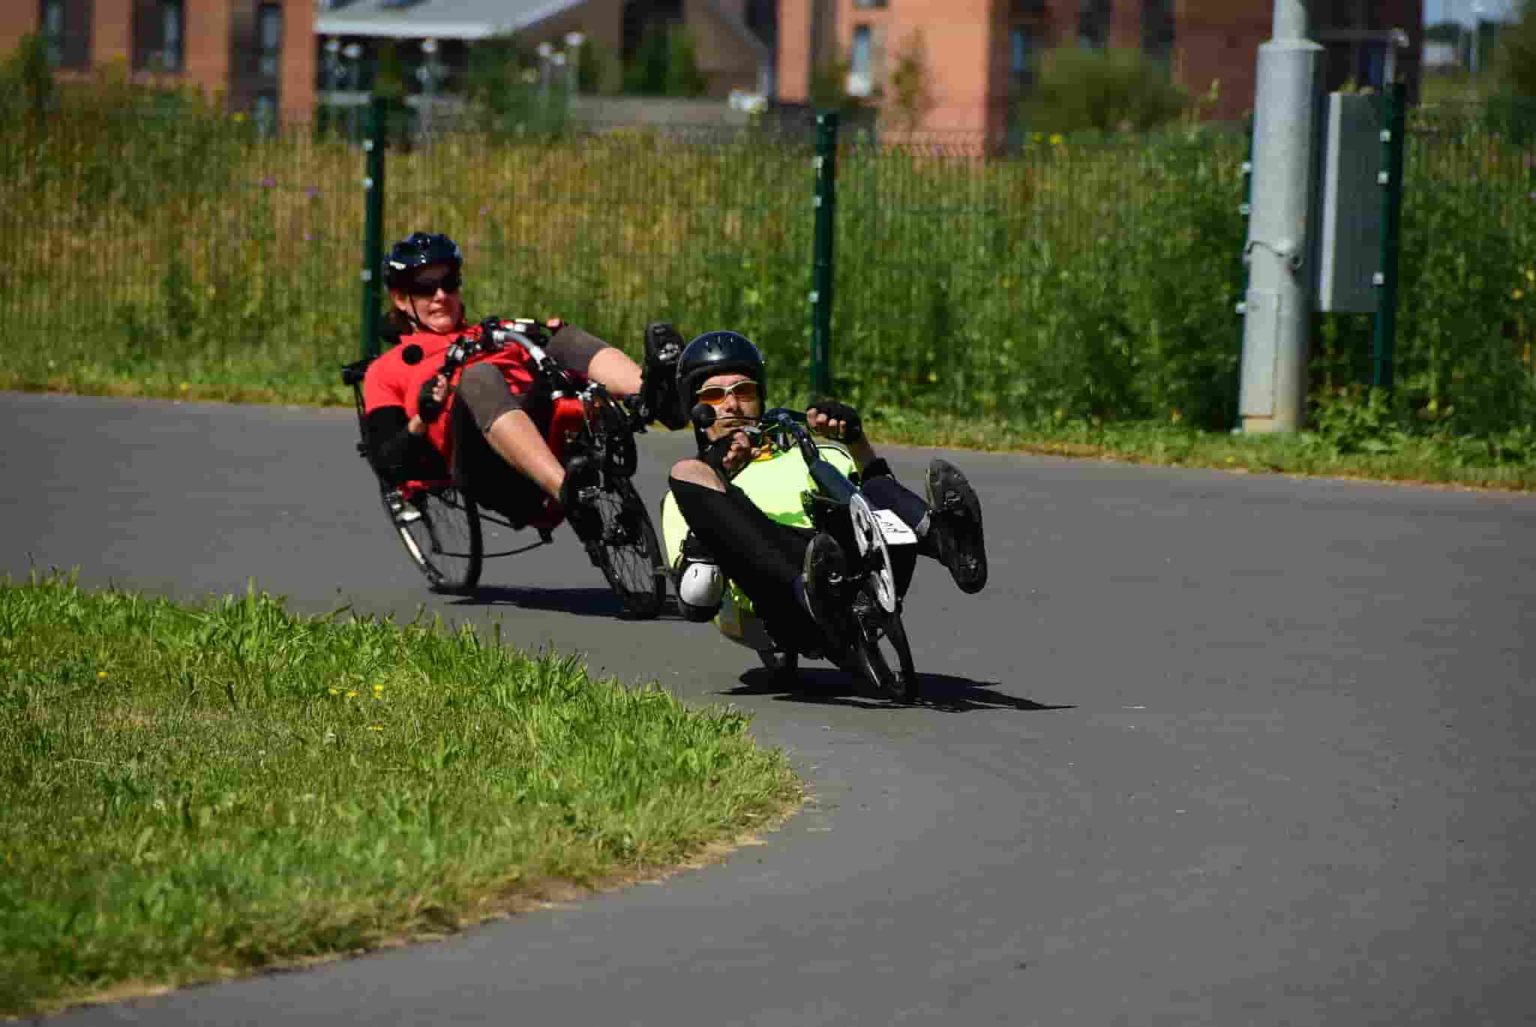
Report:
341,319,667,618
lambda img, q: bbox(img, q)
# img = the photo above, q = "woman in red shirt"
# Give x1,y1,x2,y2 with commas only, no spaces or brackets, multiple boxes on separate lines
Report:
362,232,663,536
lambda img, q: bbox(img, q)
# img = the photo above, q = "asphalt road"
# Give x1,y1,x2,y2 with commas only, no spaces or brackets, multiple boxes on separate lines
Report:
6,392,1535,1026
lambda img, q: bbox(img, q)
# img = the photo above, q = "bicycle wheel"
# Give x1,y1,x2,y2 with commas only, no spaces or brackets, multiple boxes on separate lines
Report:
380,482,483,595
585,476,666,618
850,586,918,703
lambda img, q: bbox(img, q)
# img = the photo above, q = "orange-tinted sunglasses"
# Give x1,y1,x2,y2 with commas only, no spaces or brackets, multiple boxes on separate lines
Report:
697,380,761,405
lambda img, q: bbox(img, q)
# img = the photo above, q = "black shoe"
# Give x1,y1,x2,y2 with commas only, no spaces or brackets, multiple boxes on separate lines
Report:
800,532,855,658
641,322,687,429
560,454,602,543
925,459,987,594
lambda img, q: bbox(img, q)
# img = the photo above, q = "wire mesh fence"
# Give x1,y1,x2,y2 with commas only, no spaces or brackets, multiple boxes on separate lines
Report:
2,89,1532,435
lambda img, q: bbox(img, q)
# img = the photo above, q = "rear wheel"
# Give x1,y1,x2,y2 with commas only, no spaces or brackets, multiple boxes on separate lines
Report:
382,483,483,595
585,476,666,618
850,587,918,702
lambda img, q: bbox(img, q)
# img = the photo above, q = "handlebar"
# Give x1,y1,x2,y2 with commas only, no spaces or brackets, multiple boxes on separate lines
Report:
688,404,855,504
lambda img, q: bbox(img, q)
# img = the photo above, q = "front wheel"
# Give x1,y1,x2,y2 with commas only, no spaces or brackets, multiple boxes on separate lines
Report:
382,483,483,595
850,586,918,702
586,476,666,619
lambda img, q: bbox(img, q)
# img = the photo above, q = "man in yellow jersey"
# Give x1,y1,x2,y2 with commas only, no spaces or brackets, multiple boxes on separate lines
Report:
661,331,987,661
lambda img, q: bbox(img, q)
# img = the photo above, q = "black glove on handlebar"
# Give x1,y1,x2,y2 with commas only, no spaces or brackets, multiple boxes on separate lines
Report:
810,399,863,444
417,377,446,424
700,431,746,477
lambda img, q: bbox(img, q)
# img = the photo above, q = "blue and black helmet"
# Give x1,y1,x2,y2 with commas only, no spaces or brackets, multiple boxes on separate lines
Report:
383,232,462,289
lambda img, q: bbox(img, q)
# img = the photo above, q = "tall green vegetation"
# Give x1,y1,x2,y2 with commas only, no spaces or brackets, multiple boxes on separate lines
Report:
886,30,933,134
1498,0,1536,95
1020,47,1188,134
622,25,707,96
1,62,1532,446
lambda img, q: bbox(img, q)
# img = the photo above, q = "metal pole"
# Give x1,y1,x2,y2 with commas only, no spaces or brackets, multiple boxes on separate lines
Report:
360,95,387,360
1371,81,1407,391
810,110,838,397
1237,0,1324,433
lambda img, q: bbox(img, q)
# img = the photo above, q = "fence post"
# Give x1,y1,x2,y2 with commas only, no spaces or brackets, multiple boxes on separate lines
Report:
810,110,839,398
1371,82,1406,391
360,95,387,361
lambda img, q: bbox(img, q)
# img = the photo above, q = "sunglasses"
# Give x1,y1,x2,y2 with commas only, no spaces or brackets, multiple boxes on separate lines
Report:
402,272,462,297
696,380,761,405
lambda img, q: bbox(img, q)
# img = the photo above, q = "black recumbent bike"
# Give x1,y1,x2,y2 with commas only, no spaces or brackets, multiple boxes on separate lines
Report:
341,319,668,618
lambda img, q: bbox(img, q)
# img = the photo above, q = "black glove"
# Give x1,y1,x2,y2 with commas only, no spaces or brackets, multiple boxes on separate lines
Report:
700,431,745,476
810,398,863,443
417,377,445,424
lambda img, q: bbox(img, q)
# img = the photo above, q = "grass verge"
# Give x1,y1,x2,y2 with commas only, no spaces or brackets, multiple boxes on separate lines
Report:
0,575,800,1018
7,375,1530,494
874,410,1536,493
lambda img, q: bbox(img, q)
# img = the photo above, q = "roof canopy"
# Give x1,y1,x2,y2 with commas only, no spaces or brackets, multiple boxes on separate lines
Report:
315,0,584,40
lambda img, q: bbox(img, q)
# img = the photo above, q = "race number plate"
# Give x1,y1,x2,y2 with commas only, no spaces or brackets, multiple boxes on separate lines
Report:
872,508,917,545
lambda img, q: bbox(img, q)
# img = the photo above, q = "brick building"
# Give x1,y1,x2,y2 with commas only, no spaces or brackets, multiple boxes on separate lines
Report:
776,0,1423,137
0,0,317,122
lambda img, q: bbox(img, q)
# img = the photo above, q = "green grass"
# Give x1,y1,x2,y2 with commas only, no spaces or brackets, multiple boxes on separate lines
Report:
874,408,1536,492
0,575,800,1017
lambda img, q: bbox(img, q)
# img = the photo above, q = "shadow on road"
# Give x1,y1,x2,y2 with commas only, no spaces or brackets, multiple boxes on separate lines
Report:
727,667,1075,713
447,586,683,621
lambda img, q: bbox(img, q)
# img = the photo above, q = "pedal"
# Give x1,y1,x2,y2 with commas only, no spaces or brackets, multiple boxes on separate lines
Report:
388,493,422,525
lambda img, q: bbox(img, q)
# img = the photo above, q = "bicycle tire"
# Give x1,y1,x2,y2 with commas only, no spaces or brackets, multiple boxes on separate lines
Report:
380,482,483,595
585,476,666,618
851,586,919,702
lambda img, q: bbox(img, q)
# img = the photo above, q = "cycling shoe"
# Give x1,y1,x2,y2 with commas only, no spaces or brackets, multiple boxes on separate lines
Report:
925,458,988,594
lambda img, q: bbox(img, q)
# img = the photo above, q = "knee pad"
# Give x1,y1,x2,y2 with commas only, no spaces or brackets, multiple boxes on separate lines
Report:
457,362,525,434
677,560,724,622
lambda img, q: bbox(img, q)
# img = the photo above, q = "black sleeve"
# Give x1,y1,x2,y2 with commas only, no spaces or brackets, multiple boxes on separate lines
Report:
365,406,444,483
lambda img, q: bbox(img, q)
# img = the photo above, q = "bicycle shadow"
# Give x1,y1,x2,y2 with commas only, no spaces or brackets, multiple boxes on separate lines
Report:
447,586,684,621
726,667,1076,713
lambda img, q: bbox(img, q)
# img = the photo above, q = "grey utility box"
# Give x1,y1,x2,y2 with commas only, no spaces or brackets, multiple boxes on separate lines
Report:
1315,92,1384,313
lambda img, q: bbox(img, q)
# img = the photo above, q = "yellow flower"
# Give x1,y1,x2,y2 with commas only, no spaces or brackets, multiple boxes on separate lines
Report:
96,670,108,680
179,382,190,391
1049,133,1065,146
328,687,340,696
345,690,359,699
368,724,384,732
373,683,384,695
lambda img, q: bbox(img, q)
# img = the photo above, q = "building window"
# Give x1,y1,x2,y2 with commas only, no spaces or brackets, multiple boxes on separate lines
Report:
853,0,887,10
40,0,92,69
258,3,283,78
847,25,873,97
1142,0,1174,67
1077,0,1110,50
134,0,185,72
1009,25,1036,95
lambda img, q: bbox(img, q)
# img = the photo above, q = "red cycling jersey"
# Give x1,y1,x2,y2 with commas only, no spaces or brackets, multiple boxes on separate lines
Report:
361,322,541,464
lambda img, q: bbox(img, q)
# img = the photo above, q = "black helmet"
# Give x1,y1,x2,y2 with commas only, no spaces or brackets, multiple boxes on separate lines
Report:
383,232,462,288
676,331,767,407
